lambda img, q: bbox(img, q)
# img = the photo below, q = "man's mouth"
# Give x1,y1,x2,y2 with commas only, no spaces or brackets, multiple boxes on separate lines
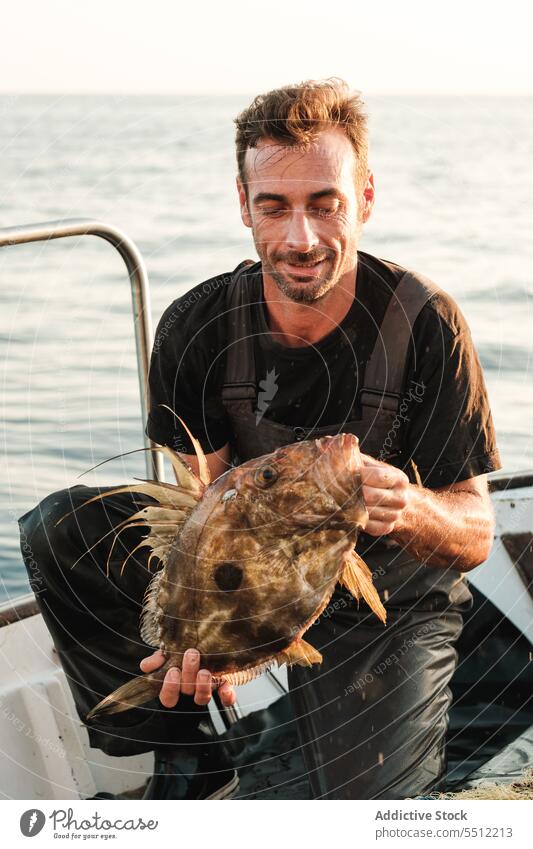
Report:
280,257,328,276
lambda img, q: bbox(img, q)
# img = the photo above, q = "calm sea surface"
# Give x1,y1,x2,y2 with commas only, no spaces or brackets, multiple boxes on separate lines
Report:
1,95,532,600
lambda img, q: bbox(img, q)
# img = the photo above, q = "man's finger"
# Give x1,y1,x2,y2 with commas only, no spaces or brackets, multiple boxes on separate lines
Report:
181,648,201,695
159,667,181,708
194,670,213,705
361,466,399,488
218,681,237,707
364,519,396,537
363,486,406,509
139,649,166,673
367,508,399,524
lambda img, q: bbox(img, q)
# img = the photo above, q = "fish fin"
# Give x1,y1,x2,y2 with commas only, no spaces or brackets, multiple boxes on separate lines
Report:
139,570,164,647
340,553,362,601
257,546,292,576
79,442,205,497
341,550,387,624
160,405,211,487
117,538,152,577
215,641,323,686
280,638,323,668
215,658,276,687
55,483,198,527
57,485,195,578
86,657,175,721
410,459,423,488
157,446,205,494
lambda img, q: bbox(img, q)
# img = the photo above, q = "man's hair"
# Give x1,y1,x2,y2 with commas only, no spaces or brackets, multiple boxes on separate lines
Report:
234,78,368,190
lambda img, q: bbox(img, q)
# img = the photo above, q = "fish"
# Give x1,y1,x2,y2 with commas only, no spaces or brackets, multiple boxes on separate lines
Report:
72,426,387,721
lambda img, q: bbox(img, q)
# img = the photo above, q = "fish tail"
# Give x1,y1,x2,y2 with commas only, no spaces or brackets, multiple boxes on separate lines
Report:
86,658,175,721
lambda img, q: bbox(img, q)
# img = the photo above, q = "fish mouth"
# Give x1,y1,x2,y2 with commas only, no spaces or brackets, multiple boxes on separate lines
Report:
316,432,359,455
311,434,368,528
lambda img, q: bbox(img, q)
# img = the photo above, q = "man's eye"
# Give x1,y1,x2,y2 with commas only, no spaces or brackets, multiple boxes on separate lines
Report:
261,207,285,217
314,206,338,218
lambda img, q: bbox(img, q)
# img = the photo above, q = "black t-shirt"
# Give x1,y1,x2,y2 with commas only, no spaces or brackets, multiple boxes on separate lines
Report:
146,251,501,489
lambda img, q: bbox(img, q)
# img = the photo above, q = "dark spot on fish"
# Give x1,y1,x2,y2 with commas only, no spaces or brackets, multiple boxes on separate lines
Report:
214,562,243,592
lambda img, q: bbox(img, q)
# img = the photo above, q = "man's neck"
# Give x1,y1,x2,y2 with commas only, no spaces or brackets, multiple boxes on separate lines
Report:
261,260,358,348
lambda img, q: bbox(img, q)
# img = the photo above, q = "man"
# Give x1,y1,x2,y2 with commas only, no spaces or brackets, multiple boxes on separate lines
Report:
19,78,500,800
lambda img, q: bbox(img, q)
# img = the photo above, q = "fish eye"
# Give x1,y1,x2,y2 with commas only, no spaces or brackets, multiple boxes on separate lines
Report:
254,464,278,488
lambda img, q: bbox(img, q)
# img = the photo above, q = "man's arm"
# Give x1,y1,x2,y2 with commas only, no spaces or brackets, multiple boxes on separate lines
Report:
176,442,231,483
360,454,495,571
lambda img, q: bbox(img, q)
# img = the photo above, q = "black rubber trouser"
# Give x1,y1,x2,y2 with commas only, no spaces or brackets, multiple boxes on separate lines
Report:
288,566,470,799
18,484,209,757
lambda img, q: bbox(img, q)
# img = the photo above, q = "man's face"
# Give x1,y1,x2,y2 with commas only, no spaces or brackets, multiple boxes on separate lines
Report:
237,128,374,303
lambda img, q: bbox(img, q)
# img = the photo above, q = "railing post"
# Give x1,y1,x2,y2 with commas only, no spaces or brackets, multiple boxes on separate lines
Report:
0,218,164,481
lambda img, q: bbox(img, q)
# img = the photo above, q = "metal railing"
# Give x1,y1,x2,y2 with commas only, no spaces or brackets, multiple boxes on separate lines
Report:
0,218,164,481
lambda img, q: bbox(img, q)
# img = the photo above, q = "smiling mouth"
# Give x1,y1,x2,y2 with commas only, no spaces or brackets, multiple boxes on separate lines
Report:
281,258,328,275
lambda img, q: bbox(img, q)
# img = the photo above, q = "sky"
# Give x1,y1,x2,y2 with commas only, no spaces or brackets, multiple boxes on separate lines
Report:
1,0,532,95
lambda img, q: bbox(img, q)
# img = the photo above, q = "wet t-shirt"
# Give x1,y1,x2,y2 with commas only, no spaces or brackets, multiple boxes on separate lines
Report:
146,251,501,489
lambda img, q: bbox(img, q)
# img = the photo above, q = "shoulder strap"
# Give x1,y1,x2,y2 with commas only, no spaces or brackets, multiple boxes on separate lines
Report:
221,260,260,402
221,264,441,415
360,270,441,412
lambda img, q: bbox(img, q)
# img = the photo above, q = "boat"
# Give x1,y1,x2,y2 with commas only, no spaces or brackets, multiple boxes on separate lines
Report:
1,220,531,800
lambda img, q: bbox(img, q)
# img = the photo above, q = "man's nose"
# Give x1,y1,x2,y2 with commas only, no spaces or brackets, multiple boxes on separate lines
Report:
284,211,320,252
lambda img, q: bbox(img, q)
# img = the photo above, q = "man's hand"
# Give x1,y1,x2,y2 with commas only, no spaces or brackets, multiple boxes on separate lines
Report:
359,452,494,569
360,453,414,537
139,648,237,708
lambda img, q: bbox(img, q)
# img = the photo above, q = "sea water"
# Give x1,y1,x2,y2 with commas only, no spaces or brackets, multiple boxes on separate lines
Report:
0,95,532,598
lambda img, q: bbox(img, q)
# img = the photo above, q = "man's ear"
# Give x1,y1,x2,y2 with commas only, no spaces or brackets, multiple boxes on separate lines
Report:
361,169,375,224
236,176,252,228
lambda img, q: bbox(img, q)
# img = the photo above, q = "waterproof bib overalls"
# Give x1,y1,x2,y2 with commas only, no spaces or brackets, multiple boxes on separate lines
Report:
219,261,473,799
18,260,473,799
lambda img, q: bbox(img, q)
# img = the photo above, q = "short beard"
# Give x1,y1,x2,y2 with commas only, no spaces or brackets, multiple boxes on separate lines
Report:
268,265,336,302
263,248,339,303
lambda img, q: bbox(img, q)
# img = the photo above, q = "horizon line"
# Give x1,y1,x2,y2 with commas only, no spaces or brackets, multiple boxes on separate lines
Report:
0,91,532,98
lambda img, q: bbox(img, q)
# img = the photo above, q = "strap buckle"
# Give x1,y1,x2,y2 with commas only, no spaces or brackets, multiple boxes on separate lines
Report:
221,383,257,402
359,388,400,412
